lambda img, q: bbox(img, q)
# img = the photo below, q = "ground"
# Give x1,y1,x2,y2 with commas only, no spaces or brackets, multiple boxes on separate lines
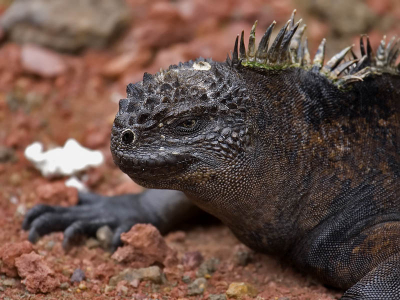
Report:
0,0,399,299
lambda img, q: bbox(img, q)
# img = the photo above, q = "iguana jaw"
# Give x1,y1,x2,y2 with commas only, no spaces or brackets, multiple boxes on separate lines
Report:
111,146,198,182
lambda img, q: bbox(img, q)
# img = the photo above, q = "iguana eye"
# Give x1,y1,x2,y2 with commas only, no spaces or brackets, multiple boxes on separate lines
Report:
175,118,202,134
181,119,197,128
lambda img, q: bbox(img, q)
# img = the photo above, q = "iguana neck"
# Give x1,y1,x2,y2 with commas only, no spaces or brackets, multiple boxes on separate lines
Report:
180,68,322,252
186,68,400,255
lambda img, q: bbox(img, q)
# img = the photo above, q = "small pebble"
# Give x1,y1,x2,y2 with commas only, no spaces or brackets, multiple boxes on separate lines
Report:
21,44,68,77
187,278,207,296
209,294,227,300
96,226,113,249
226,282,258,299
166,231,186,242
59,282,70,290
70,268,86,283
182,251,204,271
104,285,115,293
233,247,252,266
182,275,191,283
0,146,16,163
62,268,73,277
2,278,16,287
45,240,55,251
118,285,128,295
109,266,163,286
9,173,21,186
196,258,220,278
131,293,146,300
78,282,87,290
85,238,100,249
131,278,140,288
9,196,18,204
15,204,26,216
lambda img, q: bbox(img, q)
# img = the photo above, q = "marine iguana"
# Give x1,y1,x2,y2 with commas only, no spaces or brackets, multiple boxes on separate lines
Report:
23,11,400,299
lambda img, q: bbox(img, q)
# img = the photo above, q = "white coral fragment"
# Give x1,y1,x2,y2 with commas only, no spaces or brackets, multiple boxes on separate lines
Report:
65,176,88,192
24,139,104,177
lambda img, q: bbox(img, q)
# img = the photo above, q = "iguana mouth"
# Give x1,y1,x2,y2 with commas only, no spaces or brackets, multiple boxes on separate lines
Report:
112,150,196,179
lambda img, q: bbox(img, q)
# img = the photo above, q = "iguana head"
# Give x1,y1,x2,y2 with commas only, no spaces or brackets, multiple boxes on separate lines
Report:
111,58,254,192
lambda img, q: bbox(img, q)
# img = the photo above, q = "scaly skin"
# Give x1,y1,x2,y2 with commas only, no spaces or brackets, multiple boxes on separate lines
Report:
24,13,400,298
110,61,400,298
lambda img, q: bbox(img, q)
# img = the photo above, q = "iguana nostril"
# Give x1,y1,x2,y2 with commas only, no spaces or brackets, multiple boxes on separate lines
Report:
121,129,135,144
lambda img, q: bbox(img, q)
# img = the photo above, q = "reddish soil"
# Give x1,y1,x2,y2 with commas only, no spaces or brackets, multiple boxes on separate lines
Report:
0,0,399,299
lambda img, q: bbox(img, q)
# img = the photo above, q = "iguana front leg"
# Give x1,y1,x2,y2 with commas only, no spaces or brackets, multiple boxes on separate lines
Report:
339,222,400,299
23,189,200,250
341,252,400,299
296,218,400,299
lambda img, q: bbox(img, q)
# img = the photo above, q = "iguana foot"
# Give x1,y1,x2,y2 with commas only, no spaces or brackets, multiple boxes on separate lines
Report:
23,192,147,251
23,189,194,251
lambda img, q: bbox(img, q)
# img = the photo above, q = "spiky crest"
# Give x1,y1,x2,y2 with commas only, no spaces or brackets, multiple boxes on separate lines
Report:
118,57,252,127
227,10,400,88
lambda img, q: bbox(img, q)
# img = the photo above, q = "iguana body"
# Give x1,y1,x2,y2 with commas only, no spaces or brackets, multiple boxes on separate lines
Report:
24,11,400,299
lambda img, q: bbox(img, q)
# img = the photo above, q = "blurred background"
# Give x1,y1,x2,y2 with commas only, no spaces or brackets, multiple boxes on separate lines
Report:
0,0,399,193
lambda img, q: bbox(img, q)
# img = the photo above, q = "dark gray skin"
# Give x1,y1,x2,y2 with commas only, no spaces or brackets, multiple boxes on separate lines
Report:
24,21,400,299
